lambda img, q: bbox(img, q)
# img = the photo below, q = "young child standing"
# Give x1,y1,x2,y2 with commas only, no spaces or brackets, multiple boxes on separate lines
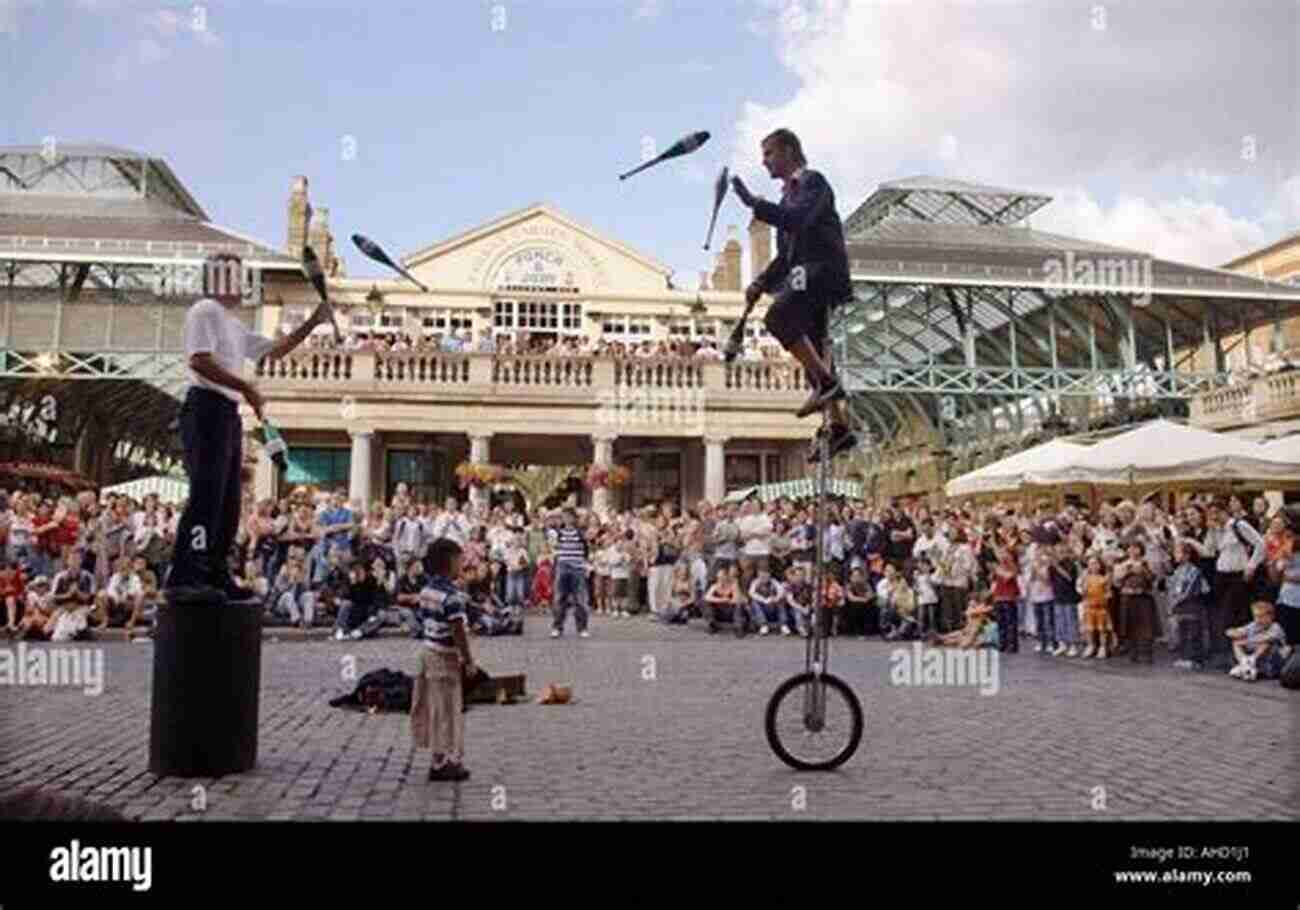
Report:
606,532,632,618
991,549,1021,654
1168,541,1211,670
1077,555,1115,659
1116,540,1158,664
1027,549,1057,654
411,538,478,783
1049,543,1082,656
913,557,940,636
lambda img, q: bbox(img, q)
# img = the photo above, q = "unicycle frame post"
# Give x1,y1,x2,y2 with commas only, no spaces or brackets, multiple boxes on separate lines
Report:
764,336,864,771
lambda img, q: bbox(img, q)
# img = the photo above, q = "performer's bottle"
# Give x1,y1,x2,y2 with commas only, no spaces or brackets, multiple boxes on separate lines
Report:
262,421,288,472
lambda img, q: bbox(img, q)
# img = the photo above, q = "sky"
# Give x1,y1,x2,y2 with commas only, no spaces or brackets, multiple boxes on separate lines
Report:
2,0,1298,288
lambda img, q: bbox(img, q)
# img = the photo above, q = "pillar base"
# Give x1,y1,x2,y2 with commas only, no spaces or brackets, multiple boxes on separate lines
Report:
149,589,263,778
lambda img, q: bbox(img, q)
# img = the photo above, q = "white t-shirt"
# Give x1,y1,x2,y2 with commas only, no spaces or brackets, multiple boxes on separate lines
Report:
184,299,275,402
738,514,773,557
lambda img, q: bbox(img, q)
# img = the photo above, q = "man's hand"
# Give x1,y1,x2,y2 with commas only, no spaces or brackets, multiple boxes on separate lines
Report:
731,176,755,207
745,282,762,306
243,384,265,422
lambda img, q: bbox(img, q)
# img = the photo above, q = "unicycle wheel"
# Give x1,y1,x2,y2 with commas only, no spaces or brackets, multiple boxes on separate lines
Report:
764,671,863,771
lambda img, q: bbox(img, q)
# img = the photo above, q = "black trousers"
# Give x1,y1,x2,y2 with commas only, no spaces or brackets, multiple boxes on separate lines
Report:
167,386,243,590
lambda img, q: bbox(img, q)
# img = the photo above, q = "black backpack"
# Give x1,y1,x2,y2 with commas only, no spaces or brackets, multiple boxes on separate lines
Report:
329,667,414,712
1281,649,1300,691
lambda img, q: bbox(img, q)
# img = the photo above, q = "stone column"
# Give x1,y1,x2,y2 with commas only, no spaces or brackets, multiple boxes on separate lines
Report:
704,435,728,504
349,430,373,506
591,434,617,517
468,432,492,510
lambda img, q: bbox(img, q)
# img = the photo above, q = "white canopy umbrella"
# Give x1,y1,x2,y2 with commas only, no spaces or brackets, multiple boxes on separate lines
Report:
945,438,1089,497
1259,434,1300,466
1026,420,1299,486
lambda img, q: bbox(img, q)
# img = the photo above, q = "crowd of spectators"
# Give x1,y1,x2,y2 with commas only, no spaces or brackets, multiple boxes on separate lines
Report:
1,481,1296,683
295,327,793,362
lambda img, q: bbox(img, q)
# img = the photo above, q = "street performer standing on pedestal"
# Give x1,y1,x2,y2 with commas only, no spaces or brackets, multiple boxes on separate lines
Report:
730,128,858,462
166,252,333,601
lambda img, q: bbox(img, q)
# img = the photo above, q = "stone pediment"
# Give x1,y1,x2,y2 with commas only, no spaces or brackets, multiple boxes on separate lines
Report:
400,203,672,295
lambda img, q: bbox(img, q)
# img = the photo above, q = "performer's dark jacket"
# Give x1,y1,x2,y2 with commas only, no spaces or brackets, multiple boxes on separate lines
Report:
749,168,852,303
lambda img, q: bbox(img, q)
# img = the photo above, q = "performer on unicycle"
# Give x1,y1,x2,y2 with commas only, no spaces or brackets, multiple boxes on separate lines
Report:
730,128,857,461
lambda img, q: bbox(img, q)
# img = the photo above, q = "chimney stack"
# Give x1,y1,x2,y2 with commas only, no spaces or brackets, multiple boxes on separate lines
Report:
287,176,310,253
720,224,742,291
749,216,771,284
307,206,343,277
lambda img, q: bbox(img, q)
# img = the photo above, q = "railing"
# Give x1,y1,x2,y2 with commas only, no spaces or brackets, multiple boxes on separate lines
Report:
254,351,805,411
1189,369,1300,428
614,358,704,389
374,352,471,385
725,361,811,392
493,355,595,388
256,352,353,382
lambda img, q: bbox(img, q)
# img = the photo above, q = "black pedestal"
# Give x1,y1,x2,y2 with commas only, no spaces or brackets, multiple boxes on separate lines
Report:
149,591,263,778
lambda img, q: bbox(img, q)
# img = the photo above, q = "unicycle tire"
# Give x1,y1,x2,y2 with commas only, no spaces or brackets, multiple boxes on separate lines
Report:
764,671,863,771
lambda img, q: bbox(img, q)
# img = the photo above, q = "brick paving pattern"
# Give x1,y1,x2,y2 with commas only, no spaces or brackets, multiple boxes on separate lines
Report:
2,616,1296,821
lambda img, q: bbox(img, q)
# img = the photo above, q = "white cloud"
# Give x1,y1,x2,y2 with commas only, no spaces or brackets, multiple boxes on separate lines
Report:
679,61,714,75
140,9,181,37
732,0,1298,269
1034,187,1272,269
137,36,166,65
937,134,959,163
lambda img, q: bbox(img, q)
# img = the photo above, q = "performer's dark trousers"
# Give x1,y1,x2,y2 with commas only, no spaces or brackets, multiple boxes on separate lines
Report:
763,277,832,384
167,387,242,590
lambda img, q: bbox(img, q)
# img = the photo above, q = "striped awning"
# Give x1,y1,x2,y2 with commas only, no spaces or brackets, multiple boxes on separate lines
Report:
100,474,189,503
748,477,863,503
723,486,757,503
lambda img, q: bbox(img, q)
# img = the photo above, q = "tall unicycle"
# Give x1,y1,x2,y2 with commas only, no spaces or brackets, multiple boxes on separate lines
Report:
765,351,863,771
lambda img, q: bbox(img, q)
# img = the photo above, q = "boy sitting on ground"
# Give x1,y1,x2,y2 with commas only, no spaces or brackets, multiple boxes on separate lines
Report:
1226,601,1288,681
929,596,999,650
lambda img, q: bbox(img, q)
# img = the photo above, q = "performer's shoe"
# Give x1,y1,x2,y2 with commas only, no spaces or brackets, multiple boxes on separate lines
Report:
806,424,858,463
427,763,470,782
795,377,846,419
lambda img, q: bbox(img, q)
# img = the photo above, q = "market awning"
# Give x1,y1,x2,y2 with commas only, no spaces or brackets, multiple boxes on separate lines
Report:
0,462,97,490
100,474,189,502
728,477,865,503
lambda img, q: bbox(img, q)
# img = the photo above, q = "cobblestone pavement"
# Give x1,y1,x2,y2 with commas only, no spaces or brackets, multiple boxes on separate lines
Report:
1,614,1296,821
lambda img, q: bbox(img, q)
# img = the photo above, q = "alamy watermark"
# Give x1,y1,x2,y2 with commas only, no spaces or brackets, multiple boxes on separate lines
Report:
888,642,1000,696
151,260,263,305
1041,250,1153,306
0,643,104,696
